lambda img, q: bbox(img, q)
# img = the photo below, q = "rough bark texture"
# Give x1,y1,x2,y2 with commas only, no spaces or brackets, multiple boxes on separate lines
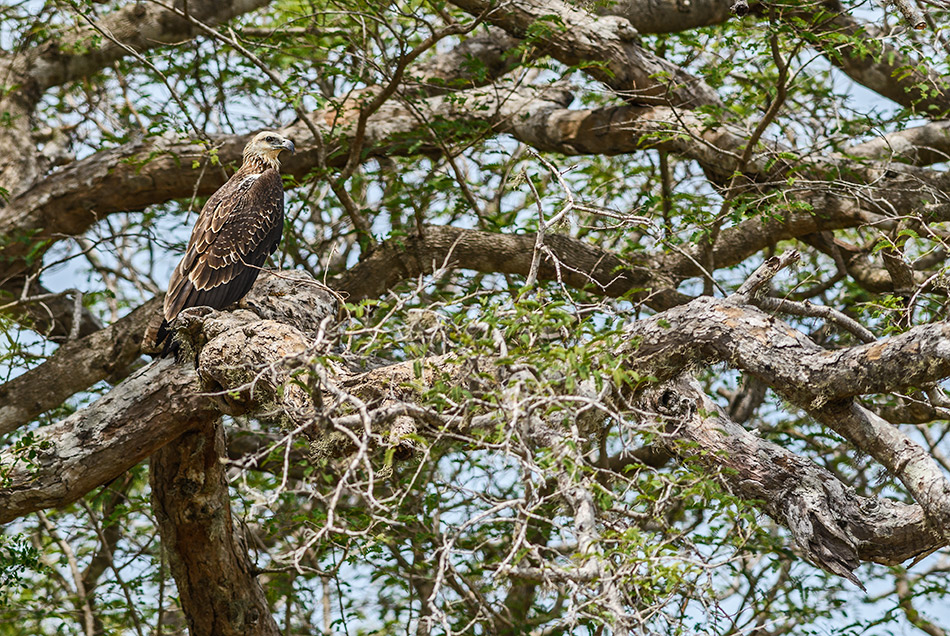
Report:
600,0,734,34
0,298,158,435
801,10,950,117
645,376,936,584
2,263,949,584
450,0,722,107
622,290,950,539
335,224,686,308
151,421,281,636
0,358,217,524
0,271,336,523
4,1,950,629
193,271,949,577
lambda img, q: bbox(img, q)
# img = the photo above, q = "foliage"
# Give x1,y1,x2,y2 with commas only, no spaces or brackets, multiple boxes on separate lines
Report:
2,0,950,634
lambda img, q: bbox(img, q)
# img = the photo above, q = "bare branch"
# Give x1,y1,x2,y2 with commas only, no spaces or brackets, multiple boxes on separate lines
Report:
624,295,950,536
3,269,947,581
13,0,273,94
644,376,940,582
847,122,950,166
0,298,158,436
334,224,686,309
448,0,722,107
0,358,217,524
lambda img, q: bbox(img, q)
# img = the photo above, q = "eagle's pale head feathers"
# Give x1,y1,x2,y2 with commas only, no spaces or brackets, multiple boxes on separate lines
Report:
243,131,295,170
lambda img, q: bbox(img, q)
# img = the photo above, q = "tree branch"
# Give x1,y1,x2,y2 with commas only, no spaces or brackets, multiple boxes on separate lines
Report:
846,122,950,166
0,298,157,436
623,294,950,537
448,0,722,107
798,9,947,115
0,358,217,524
12,0,273,95
3,270,946,581
334,224,687,308
596,0,734,34
644,375,938,584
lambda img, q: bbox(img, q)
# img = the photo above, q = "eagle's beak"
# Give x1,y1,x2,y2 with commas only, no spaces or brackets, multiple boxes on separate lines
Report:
282,139,295,155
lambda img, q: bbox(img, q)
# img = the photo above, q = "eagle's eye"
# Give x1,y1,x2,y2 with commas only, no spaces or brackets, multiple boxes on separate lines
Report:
265,135,278,144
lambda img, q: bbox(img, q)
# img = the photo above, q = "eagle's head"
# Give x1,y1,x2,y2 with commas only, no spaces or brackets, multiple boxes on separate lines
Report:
243,131,295,170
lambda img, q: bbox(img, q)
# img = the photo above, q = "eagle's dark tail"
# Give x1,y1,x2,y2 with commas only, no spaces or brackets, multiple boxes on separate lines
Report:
155,319,180,358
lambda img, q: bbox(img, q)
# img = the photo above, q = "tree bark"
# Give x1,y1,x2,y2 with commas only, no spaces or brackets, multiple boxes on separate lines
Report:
450,0,722,107
0,358,218,524
622,285,950,539
0,298,158,436
1,270,947,584
151,421,280,636
644,376,935,585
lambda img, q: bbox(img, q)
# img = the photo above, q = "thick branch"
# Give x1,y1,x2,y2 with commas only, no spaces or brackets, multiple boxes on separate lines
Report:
0,298,158,436
186,272,950,572
662,193,870,278
847,122,950,166
0,358,218,524
0,271,335,523
151,421,280,636
334,224,687,309
11,0,272,95
598,0,733,34
626,296,950,405
645,376,939,582
623,294,950,537
799,9,950,117
449,0,722,107
3,270,945,579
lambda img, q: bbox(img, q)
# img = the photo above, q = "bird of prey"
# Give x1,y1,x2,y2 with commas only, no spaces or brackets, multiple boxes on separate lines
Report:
156,130,295,355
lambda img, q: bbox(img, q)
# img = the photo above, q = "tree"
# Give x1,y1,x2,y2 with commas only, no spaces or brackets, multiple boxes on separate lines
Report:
1,0,950,633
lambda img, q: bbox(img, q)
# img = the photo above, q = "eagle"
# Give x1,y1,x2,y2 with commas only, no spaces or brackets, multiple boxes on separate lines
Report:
156,130,295,355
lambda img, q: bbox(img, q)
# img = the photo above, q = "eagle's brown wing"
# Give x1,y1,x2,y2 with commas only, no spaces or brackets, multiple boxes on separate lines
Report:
156,168,284,353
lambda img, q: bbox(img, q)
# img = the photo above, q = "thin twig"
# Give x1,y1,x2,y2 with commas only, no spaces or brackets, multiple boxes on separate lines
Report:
754,296,876,343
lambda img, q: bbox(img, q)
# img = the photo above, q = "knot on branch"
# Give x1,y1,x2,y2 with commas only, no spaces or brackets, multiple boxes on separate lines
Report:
600,15,640,42
655,387,695,420
729,0,749,16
